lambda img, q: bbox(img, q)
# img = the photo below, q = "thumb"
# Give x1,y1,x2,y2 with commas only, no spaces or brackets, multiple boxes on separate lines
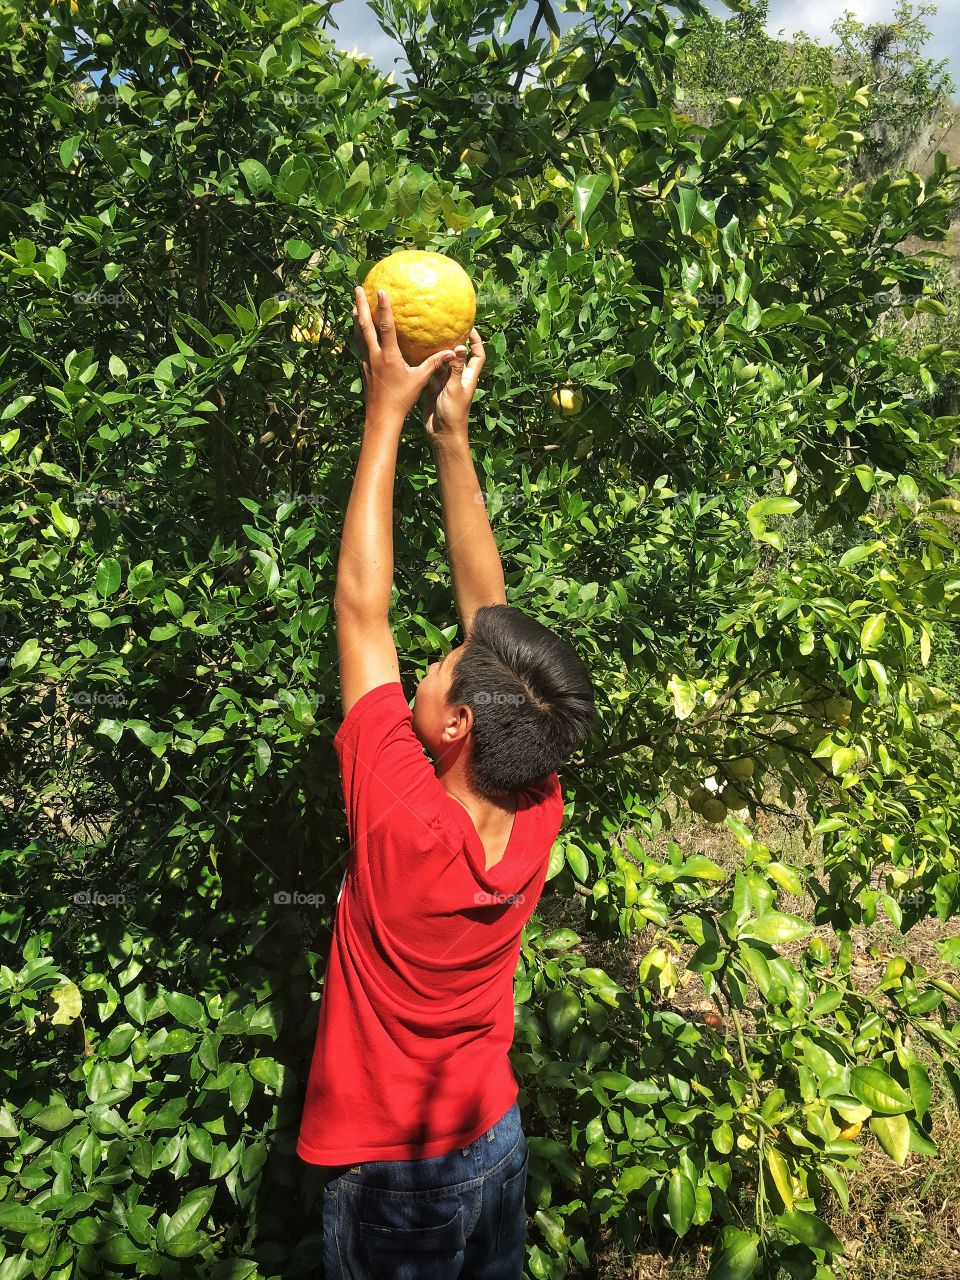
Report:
417,349,456,383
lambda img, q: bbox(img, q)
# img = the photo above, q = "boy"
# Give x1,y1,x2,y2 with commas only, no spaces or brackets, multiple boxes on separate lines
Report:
296,284,596,1279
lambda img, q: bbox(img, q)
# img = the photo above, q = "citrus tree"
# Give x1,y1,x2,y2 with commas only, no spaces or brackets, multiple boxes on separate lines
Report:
1,1,960,1278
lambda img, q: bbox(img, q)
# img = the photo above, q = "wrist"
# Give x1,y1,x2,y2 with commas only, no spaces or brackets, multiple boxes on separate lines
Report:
364,404,407,433
429,424,472,454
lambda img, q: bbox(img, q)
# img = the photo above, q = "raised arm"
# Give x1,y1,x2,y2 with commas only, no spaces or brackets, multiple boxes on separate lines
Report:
334,285,457,716
422,331,506,635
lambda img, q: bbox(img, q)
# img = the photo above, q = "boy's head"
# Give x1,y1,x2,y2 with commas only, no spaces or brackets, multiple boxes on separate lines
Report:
412,604,597,797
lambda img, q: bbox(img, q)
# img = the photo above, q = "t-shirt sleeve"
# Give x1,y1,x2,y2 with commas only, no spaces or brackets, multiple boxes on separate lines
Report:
332,682,444,859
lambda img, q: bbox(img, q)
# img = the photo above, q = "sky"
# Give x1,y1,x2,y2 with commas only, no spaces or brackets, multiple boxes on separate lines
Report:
322,0,960,92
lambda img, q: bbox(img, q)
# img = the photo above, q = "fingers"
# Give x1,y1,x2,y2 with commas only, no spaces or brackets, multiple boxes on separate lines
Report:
374,288,401,353
465,328,485,382
448,344,467,376
352,307,369,364
354,285,379,354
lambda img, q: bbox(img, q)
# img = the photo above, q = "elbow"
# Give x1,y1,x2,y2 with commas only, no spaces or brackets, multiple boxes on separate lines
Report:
333,591,383,623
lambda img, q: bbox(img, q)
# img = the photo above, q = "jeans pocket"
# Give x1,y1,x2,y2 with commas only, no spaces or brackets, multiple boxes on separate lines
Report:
359,1203,464,1279
496,1146,529,1252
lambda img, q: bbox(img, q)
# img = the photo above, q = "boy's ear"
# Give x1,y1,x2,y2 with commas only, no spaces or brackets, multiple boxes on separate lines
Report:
441,700,474,744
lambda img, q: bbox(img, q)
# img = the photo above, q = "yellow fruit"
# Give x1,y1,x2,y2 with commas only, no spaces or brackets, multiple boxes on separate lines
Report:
459,147,489,167
362,250,476,365
289,325,307,342
720,783,748,810
688,786,713,814
725,757,755,781
549,386,583,415
823,696,852,724
701,797,728,824
837,1120,862,1140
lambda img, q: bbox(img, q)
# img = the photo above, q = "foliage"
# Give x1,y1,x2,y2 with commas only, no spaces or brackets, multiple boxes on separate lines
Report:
677,0,956,175
2,0,960,1278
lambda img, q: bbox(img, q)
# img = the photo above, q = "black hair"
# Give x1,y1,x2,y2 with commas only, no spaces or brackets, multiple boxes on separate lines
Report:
446,604,597,797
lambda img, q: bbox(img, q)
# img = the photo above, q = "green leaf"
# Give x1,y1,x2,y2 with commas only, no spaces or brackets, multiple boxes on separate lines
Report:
706,1225,759,1279
674,183,698,235
31,1103,76,1131
1,394,36,420
46,246,67,278
573,174,610,230
830,746,857,776
667,1170,696,1236
540,928,581,949
566,844,590,880
747,497,801,519
870,1112,910,1165
860,614,886,650
838,542,879,568
95,557,122,598
11,638,41,674
546,987,581,1042
49,500,80,539
0,1205,43,1232
248,1057,283,1090
739,912,812,944
775,1210,845,1255
163,1186,216,1245
850,1065,912,1115
162,991,206,1028
239,159,272,196
59,134,81,169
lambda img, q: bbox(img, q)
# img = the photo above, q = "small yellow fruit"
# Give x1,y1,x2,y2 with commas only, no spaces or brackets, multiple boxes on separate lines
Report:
289,325,307,342
362,250,476,365
725,757,755,781
824,696,852,725
720,783,748,811
700,797,728,824
688,786,713,814
837,1120,862,1140
549,386,583,415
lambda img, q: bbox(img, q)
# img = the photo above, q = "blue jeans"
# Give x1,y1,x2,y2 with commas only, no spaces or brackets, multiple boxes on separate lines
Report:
319,1100,529,1279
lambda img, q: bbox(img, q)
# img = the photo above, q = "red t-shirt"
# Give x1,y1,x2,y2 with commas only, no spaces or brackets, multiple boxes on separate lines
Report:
296,681,565,1165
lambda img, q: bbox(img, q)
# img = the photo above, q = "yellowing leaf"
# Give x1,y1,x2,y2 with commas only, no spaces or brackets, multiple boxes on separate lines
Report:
50,982,83,1026
870,1112,910,1165
667,673,697,720
860,614,886,651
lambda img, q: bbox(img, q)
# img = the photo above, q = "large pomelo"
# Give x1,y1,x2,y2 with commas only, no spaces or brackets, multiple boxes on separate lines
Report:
361,250,476,365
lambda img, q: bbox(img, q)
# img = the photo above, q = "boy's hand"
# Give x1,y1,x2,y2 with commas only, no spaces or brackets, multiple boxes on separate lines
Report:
352,285,457,421
422,328,485,443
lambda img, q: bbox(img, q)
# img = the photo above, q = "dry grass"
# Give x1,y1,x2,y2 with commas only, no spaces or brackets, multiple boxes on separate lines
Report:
541,809,960,1279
